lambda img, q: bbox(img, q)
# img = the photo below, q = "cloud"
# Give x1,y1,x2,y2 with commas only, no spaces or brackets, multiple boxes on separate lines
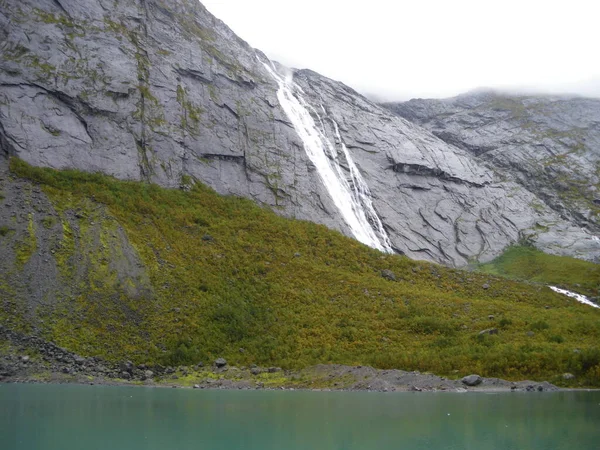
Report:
201,0,600,100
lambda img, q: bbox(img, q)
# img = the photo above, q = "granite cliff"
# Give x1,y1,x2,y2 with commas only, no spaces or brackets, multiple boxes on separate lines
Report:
384,91,600,259
1,0,598,266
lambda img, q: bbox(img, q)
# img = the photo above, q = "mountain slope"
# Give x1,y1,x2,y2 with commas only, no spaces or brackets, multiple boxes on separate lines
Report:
2,159,600,386
0,0,597,265
383,90,600,259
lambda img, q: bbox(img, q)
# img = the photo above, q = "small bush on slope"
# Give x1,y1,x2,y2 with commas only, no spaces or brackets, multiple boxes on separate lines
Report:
6,158,600,386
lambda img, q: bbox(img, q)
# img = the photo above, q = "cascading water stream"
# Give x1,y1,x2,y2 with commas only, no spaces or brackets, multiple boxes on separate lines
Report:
261,60,393,253
548,286,599,308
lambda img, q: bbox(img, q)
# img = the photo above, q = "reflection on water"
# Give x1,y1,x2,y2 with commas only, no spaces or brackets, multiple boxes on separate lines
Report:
1,384,599,450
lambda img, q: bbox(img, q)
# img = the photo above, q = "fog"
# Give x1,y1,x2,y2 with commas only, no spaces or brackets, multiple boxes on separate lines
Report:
201,0,600,101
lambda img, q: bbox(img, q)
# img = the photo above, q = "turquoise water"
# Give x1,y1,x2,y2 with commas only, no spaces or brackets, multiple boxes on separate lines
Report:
1,384,599,449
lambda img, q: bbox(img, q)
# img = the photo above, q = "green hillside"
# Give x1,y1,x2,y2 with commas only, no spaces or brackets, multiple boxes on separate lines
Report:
478,245,600,298
2,158,600,386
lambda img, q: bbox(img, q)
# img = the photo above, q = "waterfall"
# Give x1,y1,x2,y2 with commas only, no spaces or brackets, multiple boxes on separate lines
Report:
548,286,599,308
261,60,393,253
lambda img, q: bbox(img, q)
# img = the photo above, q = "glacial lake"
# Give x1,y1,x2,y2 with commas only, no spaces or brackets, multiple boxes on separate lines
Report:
1,384,599,450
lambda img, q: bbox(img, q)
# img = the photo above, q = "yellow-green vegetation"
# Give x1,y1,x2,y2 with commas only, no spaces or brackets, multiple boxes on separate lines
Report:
478,245,600,298
7,158,600,387
156,366,357,390
13,212,37,268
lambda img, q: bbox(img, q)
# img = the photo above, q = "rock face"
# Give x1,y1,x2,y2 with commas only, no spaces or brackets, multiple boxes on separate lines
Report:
1,0,598,265
383,91,600,257
0,0,342,234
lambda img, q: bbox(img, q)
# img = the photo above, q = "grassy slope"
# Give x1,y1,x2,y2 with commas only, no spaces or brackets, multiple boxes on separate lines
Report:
478,246,600,298
4,158,600,386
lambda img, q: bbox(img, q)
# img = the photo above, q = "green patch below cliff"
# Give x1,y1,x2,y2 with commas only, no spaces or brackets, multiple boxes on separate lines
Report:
478,245,600,298
5,158,600,387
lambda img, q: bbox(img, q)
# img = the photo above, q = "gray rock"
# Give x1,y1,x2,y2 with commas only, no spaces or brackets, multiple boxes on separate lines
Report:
478,328,498,336
121,371,131,380
462,374,483,386
215,358,227,368
384,91,600,263
250,367,262,375
267,367,281,373
120,361,134,373
562,373,575,380
144,370,154,379
381,269,396,281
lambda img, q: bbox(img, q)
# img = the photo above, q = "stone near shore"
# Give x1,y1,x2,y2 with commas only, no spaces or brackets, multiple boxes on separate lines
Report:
461,375,483,386
215,358,227,368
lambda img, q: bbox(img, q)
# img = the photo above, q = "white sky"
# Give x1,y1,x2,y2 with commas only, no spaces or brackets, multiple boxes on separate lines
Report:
201,0,600,100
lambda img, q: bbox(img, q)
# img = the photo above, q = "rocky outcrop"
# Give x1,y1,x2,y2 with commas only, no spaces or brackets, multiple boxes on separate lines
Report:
0,0,344,234
383,90,600,238
0,158,154,333
1,0,598,265
292,72,600,264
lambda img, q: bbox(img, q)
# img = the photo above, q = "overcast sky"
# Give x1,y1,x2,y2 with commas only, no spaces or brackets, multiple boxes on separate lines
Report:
201,0,600,101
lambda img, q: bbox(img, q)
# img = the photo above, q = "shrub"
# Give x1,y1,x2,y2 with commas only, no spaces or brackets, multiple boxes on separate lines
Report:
530,321,550,331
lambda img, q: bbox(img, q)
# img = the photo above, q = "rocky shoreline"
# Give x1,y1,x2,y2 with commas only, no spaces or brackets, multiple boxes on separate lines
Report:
0,327,567,393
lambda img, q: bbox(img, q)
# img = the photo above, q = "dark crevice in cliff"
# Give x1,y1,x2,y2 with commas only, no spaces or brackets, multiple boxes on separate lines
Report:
175,68,211,84
21,83,94,143
197,153,244,163
221,103,239,119
50,0,70,17
432,131,498,157
215,72,256,90
0,120,18,157
135,0,152,182
390,161,487,188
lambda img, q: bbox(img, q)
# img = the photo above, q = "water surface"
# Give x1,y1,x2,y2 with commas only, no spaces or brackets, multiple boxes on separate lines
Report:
1,384,598,449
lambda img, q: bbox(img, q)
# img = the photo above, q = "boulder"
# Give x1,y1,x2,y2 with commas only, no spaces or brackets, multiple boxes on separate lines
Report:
478,328,498,336
120,360,134,373
381,269,396,281
215,358,227,368
461,374,483,386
